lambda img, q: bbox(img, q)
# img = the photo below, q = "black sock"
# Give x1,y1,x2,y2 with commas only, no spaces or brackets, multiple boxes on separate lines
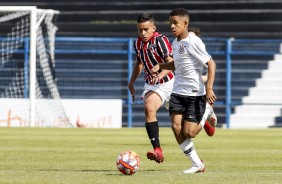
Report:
145,121,160,149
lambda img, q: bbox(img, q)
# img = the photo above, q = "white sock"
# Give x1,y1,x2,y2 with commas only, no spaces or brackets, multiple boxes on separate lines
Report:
199,105,211,127
179,138,202,166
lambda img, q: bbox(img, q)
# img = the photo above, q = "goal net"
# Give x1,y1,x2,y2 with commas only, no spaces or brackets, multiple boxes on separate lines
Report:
0,6,72,127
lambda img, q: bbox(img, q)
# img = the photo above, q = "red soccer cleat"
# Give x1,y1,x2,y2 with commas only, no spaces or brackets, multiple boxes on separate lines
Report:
204,111,217,137
146,147,164,163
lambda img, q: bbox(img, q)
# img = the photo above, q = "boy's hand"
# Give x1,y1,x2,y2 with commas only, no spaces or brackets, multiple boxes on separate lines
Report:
206,89,217,105
150,64,160,77
128,84,136,102
152,74,162,85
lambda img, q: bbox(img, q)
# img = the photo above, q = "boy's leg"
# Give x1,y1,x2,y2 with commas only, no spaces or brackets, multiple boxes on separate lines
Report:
145,122,164,163
200,103,217,136
144,91,164,163
180,138,205,174
180,95,206,173
170,112,205,173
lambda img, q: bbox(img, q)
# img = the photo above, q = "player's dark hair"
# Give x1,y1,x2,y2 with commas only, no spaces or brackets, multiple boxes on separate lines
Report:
170,8,190,19
189,27,200,36
137,13,154,23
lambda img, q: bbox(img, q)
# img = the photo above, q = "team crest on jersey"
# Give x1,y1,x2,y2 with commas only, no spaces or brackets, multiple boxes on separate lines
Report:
149,44,157,52
178,45,186,54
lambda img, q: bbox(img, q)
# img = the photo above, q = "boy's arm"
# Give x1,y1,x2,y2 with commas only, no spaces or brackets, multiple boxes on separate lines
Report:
128,61,143,102
206,58,217,104
151,56,174,84
151,59,175,77
159,60,175,71
157,56,174,76
202,74,208,83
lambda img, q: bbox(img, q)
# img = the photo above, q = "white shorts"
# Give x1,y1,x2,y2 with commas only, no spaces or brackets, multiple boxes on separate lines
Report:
141,78,174,109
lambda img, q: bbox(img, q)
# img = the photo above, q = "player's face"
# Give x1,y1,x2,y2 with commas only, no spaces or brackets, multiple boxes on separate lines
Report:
137,21,156,42
169,16,188,40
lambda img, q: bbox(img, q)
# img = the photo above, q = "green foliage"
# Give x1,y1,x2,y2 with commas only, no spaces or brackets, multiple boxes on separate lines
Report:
0,128,281,184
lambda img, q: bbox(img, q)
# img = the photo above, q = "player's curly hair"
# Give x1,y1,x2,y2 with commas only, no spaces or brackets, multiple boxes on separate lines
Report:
137,13,154,23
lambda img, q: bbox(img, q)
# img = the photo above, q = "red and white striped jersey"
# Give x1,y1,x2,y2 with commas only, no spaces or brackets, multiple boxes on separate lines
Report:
134,32,174,85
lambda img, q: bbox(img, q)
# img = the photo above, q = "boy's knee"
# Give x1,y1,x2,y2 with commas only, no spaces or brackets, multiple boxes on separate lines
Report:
183,129,197,138
171,122,181,133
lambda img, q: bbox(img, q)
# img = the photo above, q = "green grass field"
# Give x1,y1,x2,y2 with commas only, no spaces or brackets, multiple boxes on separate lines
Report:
0,127,281,184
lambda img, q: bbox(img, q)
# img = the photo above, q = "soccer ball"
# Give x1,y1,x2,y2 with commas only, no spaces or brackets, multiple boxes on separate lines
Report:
116,150,141,175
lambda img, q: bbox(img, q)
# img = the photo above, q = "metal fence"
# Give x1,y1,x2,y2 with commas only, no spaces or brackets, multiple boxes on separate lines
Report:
55,37,282,128
1,37,282,128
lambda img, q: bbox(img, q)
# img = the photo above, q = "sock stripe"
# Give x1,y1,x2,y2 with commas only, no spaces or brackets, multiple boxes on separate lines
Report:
184,146,194,155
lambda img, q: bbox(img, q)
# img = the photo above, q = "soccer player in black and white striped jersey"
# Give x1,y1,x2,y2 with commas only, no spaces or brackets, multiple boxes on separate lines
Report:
128,13,175,163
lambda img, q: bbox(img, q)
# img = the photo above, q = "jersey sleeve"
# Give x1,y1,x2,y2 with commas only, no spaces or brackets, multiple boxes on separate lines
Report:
134,39,142,64
156,36,173,61
188,36,211,66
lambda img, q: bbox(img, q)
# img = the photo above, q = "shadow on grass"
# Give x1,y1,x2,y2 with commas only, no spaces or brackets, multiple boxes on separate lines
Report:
37,169,161,175
38,169,113,172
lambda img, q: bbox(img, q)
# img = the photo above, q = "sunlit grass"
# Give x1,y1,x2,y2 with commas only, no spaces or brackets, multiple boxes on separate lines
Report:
0,128,281,184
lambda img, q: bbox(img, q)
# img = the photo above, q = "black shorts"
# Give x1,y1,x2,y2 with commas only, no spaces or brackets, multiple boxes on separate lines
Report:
169,93,206,123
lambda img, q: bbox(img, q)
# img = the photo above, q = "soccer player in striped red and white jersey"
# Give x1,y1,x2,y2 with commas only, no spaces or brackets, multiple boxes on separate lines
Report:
128,13,175,163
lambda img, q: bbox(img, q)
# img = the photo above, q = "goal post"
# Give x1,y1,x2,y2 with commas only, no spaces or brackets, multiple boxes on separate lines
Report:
0,6,72,127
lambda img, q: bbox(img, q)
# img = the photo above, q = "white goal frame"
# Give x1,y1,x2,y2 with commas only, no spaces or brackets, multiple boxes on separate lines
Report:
0,6,60,127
